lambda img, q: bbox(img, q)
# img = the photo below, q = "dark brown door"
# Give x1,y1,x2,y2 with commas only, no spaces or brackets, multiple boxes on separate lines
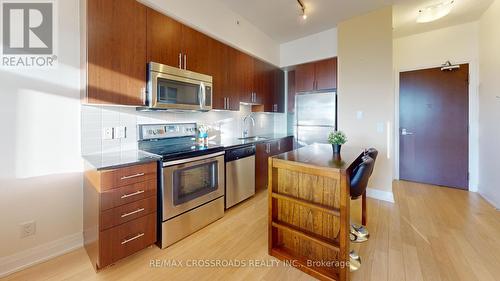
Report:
399,64,469,189
146,8,182,68
295,62,315,93
87,0,147,105
315,58,337,91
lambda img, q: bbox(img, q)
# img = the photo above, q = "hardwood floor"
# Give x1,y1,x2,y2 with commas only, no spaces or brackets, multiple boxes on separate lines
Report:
3,181,500,281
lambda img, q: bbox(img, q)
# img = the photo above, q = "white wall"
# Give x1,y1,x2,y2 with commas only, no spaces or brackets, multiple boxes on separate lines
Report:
140,0,280,66
0,0,82,276
280,28,338,67
393,22,480,191
338,7,394,193
478,0,500,209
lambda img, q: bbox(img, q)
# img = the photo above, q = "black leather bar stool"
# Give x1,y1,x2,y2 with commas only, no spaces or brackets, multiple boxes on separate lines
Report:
349,154,375,272
349,155,375,243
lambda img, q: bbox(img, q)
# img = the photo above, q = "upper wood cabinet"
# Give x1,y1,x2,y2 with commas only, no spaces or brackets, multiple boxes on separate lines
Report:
228,49,254,107
253,58,273,106
273,69,285,113
85,2,285,111
85,0,147,106
146,8,182,68
287,70,296,113
295,58,337,93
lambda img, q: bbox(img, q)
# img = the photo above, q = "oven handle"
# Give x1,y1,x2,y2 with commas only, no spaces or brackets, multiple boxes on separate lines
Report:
163,151,225,167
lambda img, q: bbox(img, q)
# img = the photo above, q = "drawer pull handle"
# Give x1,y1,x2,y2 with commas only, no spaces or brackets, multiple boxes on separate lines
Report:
121,208,145,218
120,173,145,180
121,190,145,199
121,233,145,245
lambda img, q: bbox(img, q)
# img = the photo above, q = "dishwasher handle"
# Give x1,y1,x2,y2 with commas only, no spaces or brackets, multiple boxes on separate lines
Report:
225,145,256,162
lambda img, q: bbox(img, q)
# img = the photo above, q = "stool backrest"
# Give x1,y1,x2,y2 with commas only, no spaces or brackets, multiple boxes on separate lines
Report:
350,155,375,199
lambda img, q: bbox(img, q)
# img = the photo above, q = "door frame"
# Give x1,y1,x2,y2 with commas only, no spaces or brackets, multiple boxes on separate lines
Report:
394,60,479,192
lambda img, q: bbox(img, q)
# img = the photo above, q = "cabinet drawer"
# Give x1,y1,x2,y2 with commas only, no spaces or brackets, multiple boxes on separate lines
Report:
99,213,156,268
100,179,156,211
100,162,157,190
100,196,157,231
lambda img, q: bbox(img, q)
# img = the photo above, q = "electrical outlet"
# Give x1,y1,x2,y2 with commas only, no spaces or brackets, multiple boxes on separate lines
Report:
20,221,36,238
115,126,126,139
102,127,114,140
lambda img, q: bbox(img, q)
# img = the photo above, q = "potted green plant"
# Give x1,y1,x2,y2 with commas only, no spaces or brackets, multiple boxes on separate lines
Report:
328,131,347,154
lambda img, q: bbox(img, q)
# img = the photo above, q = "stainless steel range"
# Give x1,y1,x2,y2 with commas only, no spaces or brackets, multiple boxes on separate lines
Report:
138,123,225,249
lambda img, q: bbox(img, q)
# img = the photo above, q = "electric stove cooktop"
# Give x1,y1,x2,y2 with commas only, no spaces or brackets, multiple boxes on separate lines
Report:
137,123,224,162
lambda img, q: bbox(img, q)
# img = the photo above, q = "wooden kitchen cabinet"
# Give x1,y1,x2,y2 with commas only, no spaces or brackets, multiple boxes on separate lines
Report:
295,62,316,93
287,70,296,113
255,137,294,190
253,58,272,106
84,161,158,270
146,8,183,68
295,58,337,93
85,0,147,106
273,69,285,113
226,49,254,110
315,58,337,91
181,25,213,74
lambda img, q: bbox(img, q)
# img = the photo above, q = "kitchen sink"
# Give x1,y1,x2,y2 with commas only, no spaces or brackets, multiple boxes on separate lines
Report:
237,136,269,141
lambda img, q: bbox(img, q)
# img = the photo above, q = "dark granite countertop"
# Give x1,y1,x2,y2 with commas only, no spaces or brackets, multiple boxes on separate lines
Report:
83,150,161,171
216,133,294,149
82,134,293,170
272,144,364,173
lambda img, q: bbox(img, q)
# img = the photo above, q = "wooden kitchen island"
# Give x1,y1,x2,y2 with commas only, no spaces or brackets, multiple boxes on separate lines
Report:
268,144,364,281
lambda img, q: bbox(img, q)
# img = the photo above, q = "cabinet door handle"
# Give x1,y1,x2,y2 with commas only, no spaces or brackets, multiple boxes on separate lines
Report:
225,97,228,109
184,54,187,70
121,208,145,218
179,53,182,69
278,141,281,151
121,190,145,199
120,173,145,180
227,97,230,109
121,233,145,245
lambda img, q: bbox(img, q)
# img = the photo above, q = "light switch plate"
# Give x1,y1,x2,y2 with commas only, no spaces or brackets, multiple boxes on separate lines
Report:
356,111,364,120
115,126,126,139
102,127,113,140
377,122,385,133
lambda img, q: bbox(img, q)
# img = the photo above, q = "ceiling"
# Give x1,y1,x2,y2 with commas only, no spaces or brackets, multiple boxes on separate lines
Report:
218,0,493,43
393,0,494,37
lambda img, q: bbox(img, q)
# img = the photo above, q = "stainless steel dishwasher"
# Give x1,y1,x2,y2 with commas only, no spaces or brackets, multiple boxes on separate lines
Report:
225,145,256,209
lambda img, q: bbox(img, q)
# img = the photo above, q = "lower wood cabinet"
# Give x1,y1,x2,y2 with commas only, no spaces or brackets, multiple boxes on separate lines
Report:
255,137,294,190
83,162,158,270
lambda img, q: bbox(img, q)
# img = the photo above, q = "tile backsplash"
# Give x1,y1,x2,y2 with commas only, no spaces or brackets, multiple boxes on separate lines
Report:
81,105,287,155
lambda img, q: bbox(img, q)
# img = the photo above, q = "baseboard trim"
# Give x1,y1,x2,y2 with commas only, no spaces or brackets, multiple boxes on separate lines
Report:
0,232,83,278
478,192,500,210
366,188,395,203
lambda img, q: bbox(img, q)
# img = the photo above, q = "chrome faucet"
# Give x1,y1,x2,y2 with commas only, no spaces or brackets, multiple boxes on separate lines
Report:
242,114,256,138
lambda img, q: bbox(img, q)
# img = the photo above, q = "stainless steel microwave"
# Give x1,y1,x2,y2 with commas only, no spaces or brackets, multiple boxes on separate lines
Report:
147,62,212,111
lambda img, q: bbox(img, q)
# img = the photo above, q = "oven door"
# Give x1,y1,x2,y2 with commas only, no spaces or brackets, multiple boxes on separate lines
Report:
162,152,224,220
150,72,212,111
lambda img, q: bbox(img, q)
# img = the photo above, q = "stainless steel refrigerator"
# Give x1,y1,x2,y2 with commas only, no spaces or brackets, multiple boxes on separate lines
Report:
294,92,337,147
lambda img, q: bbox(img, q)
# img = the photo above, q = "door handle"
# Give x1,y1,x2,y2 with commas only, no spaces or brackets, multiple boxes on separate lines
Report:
401,128,414,136
184,54,187,70
178,53,182,69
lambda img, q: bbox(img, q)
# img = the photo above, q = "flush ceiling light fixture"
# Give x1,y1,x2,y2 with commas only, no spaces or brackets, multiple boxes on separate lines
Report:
297,0,307,20
417,1,454,23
